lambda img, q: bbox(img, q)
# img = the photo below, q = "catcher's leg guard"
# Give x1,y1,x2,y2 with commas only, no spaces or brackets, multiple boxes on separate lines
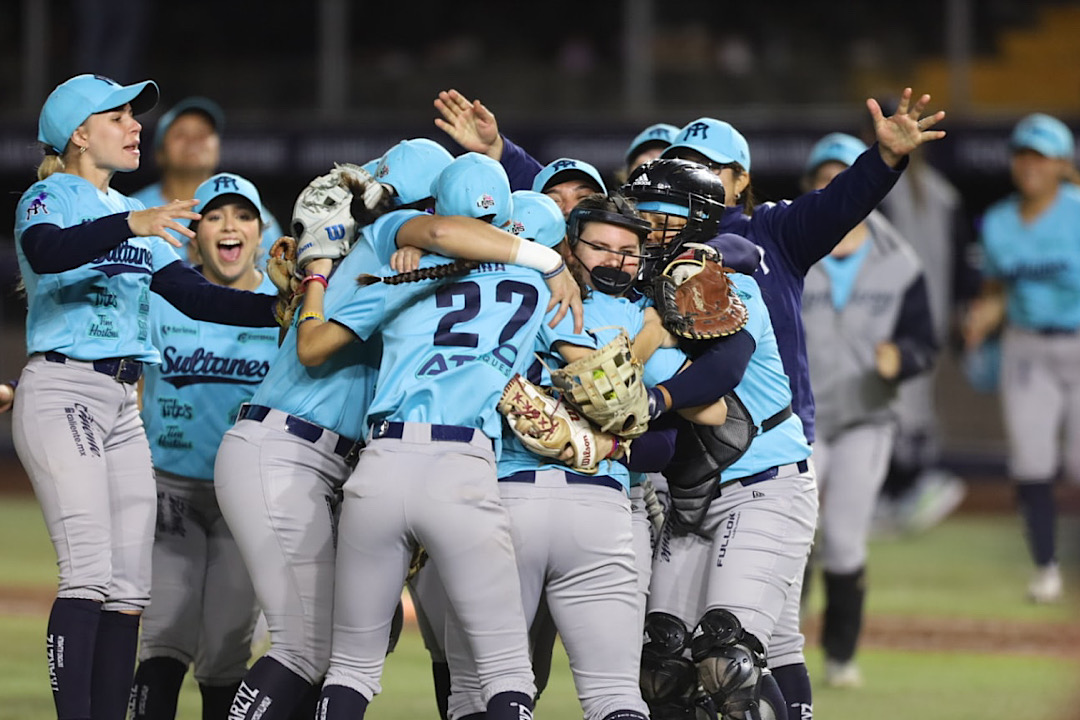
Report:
690,609,778,720
641,613,710,720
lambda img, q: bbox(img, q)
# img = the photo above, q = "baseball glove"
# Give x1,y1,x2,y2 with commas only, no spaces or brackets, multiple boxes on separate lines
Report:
653,244,749,341
498,374,610,475
549,329,650,439
267,236,301,295
292,163,389,269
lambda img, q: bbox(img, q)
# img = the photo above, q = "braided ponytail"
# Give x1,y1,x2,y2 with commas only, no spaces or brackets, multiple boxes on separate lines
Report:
357,259,482,287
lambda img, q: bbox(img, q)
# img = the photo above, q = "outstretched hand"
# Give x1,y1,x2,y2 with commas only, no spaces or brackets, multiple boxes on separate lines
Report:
868,87,946,168
433,89,505,160
128,199,201,247
0,381,14,414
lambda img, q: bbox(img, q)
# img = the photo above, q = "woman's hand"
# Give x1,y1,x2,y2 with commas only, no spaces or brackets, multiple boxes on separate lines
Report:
869,87,947,168
391,245,425,273
0,382,14,414
128,199,201,247
544,265,584,333
433,89,505,160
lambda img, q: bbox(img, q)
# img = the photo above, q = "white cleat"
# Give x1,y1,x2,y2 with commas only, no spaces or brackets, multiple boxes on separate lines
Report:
823,658,863,689
1028,564,1063,604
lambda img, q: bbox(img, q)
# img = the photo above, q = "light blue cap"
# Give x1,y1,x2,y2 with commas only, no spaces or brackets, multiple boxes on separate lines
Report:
191,173,263,226
1010,113,1075,159
361,157,381,175
662,118,752,172
625,123,680,164
153,96,225,149
38,74,159,154
375,138,454,206
804,132,868,174
433,152,513,228
531,158,608,195
508,190,566,248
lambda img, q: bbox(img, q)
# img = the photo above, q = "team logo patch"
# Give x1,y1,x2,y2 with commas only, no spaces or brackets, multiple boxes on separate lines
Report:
25,192,49,221
509,220,525,236
551,159,577,171
213,175,239,192
477,194,495,211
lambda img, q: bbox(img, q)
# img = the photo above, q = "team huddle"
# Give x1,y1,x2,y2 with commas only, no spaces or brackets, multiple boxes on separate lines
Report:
3,73,956,720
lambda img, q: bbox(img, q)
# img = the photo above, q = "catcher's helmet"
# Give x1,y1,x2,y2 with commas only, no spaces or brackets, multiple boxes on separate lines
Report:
566,194,651,296
620,158,726,279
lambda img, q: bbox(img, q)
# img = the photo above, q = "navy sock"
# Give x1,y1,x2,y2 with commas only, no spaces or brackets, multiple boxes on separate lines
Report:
486,690,533,720
199,681,241,720
772,663,812,720
90,610,141,720
287,681,323,720
230,657,313,720
759,672,789,720
130,656,188,720
431,661,451,720
47,597,102,720
317,684,369,719
1016,481,1057,566
822,568,866,663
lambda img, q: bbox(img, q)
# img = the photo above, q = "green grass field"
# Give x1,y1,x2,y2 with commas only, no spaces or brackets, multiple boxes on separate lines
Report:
0,494,1077,720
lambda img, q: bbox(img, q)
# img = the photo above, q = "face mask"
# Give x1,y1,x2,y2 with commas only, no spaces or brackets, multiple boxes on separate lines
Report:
589,265,635,295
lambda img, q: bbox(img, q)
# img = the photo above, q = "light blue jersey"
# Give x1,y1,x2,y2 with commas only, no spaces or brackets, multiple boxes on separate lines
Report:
719,273,812,481
498,291,687,492
141,272,278,480
979,184,1080,331
247,209,424,441
330,212,554,454
15,173,183,361
130,182,284,263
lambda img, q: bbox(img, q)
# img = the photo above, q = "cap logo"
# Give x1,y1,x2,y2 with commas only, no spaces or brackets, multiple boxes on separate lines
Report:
91,75,120,87
509,220,526,235
551,159,577,171
478,194,495,211
683,122,711,141
213,176,239,192
647,128,667,138
376,162,390,179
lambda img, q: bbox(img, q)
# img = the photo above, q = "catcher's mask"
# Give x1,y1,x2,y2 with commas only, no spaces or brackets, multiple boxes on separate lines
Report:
620,158,725,282
567,194,651,296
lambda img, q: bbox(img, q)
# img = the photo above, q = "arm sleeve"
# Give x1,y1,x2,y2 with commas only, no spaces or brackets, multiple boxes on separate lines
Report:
658,329,756,409
891,274,939,381
499,135,545,192
768,143,907,274
150,261,279,327
19,214,132,273
620,416,679,473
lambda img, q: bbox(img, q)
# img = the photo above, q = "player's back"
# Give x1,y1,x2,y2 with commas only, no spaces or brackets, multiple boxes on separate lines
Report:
367,262,550,444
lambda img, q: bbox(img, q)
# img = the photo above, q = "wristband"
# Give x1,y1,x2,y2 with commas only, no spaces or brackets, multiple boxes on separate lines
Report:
605,436,620,460
297,311,325,325
300,274,328,291
542,260,566,280
511,238,563,277
647,387,666,420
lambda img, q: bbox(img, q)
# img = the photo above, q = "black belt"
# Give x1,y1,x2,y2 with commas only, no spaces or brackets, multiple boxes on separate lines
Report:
370,421,489,447
44,351,143,384
237,403,363,467
729,459,809,488
760,404,793,433
499,469,624,493
1031,327,1078,336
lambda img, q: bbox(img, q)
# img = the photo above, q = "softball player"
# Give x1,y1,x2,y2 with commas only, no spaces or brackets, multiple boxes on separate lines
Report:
799,134,937,687
963,113,1080,604
213,139,455,720
447,191,736,720
11,73,278,720
303,153,575,720
653,88,945,719
622,122,681,178
131,172,279,720
130,97,283,259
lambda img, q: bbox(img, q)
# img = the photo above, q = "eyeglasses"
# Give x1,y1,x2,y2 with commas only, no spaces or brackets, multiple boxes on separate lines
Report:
576,237,647,260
